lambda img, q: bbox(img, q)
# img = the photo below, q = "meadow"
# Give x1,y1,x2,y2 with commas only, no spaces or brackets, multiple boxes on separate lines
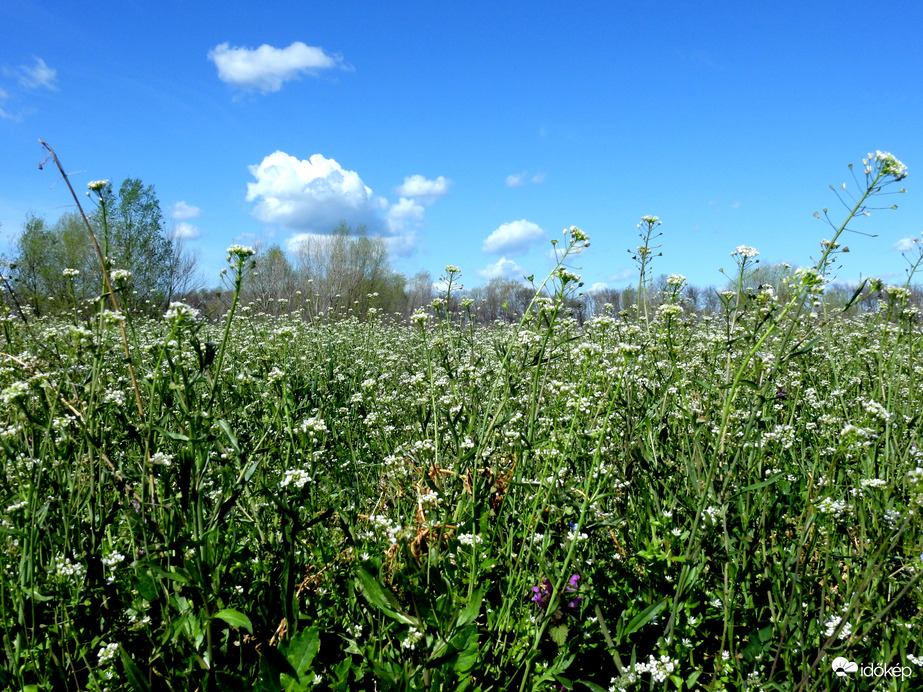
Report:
1,152,921,691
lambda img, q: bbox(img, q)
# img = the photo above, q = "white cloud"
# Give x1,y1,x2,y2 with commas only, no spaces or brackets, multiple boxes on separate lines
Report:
395,175,450,203
4,57,57,90
247,151,381,231
208,42,344,92
383,233,417,258
607,268,635,283
172,222,201,240
247,151,430,251
505,171,545,188
482,219,544,256
590,282,609,292
170,201,201,220
893,237,919,252
0,88,16,121
478,257,525,280
386,197,425,233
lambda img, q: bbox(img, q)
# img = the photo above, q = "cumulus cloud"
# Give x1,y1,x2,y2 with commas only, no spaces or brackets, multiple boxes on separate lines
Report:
505,171,545,187
386,197,425,233
893,237,919,252
4,57,57,90
395,175,451,204
208,42,344,92
478,257,525,280
482,219,544,256
170,201,201,220
171,222,201,240
247,151,384,231
247,151,441,254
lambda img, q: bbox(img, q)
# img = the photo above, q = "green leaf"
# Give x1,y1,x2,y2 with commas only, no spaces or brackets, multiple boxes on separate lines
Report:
455,587,485,628
578,682,609,692
153,426,190,442
133,571,158,602
622,599,666,638
21,587,53,602
549,623,569,647
120,648,152,692
213,608,253,634
730,473,785,498
281,627,320,677
218,419,241,454
450,624,479,674
354,566,420,627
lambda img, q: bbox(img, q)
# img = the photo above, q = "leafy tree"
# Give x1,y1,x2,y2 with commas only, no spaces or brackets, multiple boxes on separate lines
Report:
12,178,191,315
13,213,97,315
93,179,173,307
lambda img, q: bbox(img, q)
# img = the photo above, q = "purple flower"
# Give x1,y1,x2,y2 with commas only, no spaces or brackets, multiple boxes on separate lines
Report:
531,578,553,609
530,575,582,610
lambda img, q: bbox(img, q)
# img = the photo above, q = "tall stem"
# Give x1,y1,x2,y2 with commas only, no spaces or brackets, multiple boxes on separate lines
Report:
39,140,144,419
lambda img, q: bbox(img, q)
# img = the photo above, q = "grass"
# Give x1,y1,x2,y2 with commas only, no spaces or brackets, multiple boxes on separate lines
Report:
0,152,921,691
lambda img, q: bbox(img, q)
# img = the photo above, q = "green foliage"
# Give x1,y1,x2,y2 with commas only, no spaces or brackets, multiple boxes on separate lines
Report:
11,178,183,316
1,153,921,692
92,178,173,308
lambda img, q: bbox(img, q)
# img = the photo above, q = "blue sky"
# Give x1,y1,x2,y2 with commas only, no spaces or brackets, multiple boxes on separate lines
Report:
2,1,922,294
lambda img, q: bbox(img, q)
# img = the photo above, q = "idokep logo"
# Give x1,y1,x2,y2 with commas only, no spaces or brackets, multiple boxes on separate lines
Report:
831,656,914,679
832,657,858,677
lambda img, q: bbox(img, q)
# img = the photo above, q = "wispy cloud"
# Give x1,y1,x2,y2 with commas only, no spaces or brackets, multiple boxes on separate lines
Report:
482,219,544,256
0,88,18,122
505,171,545,188
3,57,57,90
208,42,346,92
893,236,919,252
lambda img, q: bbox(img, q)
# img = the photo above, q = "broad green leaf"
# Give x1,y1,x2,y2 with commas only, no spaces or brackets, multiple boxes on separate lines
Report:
213,608,253,634
133,571,158,602
549,623,569,647
354,566,419,627
455,587,484,628
281,627,320,677
450,624,478,674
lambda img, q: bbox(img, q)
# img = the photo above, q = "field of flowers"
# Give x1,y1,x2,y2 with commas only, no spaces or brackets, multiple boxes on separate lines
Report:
1,153,921,691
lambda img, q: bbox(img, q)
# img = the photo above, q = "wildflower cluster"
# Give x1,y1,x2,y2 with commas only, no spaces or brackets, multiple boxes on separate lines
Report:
164,301,200,323
863,150,907,181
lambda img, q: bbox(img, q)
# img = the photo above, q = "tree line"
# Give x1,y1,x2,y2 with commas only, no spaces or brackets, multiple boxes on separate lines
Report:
5,179,199,317
4,179,921,324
